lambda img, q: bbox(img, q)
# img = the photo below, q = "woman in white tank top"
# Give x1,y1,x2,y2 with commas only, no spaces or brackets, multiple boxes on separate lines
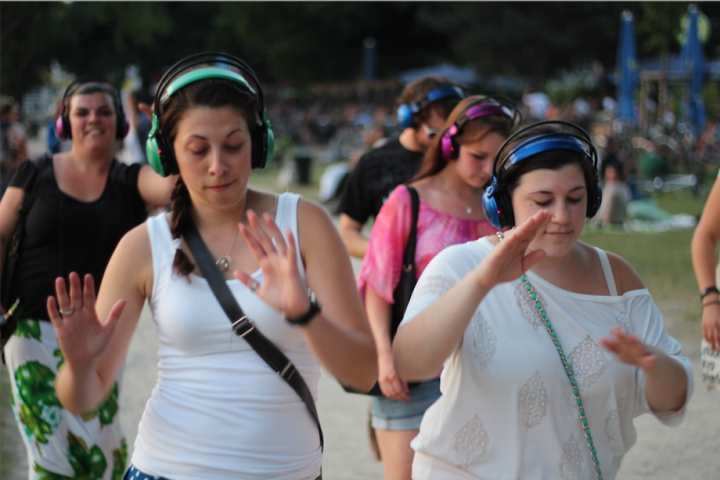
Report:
392,121,692,480
44,53,377,480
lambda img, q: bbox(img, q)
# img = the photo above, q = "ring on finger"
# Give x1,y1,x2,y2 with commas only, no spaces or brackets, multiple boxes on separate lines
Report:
250,281,259,292
59,306,74,315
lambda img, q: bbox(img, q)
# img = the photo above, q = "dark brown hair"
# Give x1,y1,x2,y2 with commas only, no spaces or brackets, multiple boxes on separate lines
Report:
394,76,463,129
161,78,259,277
416,96,515,181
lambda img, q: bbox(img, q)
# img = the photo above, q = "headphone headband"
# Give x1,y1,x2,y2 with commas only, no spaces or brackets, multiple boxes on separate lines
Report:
505,135,590,169
411,86,465,113
439,95,521,162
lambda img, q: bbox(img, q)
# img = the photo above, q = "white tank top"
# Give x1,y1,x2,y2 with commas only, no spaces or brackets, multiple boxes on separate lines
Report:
132,193,322,480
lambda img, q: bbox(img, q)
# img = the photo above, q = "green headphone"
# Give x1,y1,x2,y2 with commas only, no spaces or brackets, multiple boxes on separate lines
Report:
146,53,275,177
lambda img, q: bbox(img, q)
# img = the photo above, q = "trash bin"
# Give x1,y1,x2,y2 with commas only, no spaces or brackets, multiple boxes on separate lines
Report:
294,152,312,185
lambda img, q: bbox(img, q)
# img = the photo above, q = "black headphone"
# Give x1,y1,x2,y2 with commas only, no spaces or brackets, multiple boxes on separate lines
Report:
481,120,602,229
56,76,129,140
146,52,274,177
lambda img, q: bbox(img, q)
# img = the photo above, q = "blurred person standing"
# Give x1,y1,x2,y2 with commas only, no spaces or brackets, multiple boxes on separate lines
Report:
0,78,174,480
1,96,28,198
337,77,465,258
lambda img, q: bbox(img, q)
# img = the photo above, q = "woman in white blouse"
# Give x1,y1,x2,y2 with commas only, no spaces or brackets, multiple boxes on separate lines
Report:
392,120,691,480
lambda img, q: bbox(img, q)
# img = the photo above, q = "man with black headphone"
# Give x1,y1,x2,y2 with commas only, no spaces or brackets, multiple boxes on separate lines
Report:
336,77,465,258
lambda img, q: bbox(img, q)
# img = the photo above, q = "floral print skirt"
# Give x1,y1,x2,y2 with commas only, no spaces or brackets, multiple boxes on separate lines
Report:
5,318,127,480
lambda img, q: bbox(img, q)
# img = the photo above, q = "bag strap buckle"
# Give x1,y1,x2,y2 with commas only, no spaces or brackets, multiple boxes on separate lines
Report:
232,316,255,338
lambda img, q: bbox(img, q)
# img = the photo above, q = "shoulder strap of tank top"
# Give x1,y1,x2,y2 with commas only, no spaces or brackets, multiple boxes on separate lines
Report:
182,220,323,452
594,247,618,296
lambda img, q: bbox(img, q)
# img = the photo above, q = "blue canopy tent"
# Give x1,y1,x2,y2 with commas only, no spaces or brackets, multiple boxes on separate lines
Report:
681,5,706,135
616,10,638,122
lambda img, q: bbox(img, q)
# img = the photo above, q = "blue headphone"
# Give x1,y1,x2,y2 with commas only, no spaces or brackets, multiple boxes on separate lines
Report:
482,120,602,229
396,86,465,129
146,52,274,177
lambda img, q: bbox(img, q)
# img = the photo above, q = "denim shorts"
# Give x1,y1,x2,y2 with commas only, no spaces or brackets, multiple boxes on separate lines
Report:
371,378,441,431
123,465,322,480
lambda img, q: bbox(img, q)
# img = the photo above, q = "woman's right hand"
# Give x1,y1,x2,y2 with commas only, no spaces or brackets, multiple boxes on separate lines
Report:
378,352,411,402
702,303,720,351
475,210,549,290
47,272,126,368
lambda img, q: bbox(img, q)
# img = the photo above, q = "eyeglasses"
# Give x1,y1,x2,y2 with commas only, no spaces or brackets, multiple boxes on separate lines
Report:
421,123,440,138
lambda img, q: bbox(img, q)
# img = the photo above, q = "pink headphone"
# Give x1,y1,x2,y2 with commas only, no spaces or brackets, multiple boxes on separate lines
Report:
56,77,129,141
439,97,520,161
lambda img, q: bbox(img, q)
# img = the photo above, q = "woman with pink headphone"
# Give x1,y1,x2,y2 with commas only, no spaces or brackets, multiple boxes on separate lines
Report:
357,95,520,480
0,77,174,479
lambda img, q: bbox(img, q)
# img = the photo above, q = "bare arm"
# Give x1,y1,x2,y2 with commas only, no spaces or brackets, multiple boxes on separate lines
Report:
137,165,176,210
51,224,153,412
0,187,24,313
366,286,409,401
393,211,549,380
236,201,377,392
338,213,369,259
691,175,720,350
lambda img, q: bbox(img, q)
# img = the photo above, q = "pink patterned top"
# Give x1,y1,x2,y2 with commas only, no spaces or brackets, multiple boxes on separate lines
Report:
358,185,498,303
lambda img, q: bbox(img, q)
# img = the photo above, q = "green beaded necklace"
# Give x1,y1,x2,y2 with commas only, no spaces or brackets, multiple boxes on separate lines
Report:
496,232,603,480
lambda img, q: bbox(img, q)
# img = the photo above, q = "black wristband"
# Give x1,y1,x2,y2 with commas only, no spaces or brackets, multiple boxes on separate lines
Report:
285,298,322,326
700,286,720,300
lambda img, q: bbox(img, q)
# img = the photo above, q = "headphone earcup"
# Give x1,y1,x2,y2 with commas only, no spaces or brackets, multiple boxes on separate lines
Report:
55,115,66,141
482,176,514,230
146,115,178,177
396,104,413,129
117,115,130,139
449,138,460,160
587,178,602,218
252,111,274,169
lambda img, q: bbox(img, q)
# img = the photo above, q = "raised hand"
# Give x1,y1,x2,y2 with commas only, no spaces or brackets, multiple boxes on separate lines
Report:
599,327,659,373
701,304,720,351
476,210,549,289
235,210,311,318
47,272,126,368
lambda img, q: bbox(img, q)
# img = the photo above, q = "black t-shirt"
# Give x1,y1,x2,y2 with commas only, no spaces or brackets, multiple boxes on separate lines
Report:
337,135,423,224
7,154,147,320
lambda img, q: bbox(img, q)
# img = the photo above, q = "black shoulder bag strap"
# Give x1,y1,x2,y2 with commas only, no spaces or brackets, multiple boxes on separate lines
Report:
390,185,420,338
182,222,324,452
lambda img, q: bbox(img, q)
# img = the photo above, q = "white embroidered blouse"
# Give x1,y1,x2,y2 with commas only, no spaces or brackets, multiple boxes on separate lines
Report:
399,237,693,480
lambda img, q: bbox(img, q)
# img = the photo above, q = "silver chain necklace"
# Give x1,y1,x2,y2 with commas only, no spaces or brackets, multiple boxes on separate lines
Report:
497,231,603,480
440,178,475,214
215,191,250,272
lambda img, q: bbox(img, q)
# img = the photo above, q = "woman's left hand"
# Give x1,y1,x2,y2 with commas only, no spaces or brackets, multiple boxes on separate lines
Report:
599,327,660,373
234,210,311,318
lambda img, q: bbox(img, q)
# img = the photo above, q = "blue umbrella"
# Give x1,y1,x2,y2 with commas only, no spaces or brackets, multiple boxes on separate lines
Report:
616,10,638,121
681,5,706,135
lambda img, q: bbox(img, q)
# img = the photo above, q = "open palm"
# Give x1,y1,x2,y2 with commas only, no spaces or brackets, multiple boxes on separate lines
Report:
47,272,125,368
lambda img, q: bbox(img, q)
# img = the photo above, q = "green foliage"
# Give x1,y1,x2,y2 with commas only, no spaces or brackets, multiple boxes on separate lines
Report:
637,2,689,55
702,81,720,122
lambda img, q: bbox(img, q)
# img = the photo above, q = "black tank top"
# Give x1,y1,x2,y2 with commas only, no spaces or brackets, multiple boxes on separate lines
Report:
7,154,148,320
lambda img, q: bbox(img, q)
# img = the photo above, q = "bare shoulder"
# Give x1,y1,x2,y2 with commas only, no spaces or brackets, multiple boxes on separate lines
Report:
108,221,154,286
297,197,335,232
606,250,645,294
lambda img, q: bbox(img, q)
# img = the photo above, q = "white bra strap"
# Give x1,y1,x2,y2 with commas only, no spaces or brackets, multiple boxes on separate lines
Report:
594,247,618,296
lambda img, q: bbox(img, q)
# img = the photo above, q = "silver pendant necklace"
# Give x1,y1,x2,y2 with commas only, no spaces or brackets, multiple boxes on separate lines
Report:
216,229,239,272
440,178,474,214
216,191,249,272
